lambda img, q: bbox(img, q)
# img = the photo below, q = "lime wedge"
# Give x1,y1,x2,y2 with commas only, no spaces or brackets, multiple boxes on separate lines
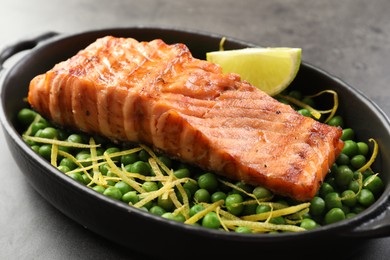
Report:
206,47,302,96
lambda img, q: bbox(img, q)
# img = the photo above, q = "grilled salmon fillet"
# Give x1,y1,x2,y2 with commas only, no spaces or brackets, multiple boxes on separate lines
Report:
28,36,344,201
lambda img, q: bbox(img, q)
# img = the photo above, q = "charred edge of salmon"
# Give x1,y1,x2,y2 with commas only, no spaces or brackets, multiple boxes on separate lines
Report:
27,36,345,202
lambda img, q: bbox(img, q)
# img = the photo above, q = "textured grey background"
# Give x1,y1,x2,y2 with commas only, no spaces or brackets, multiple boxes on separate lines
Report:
1,0,390,259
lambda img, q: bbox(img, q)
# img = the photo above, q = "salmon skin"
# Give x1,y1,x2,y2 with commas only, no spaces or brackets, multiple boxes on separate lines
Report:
28,36,344,201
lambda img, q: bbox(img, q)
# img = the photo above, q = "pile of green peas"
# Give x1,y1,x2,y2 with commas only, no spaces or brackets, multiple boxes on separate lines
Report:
16,89,385,232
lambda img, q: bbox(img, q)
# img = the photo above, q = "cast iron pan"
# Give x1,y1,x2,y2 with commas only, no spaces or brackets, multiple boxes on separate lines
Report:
1,27,390,259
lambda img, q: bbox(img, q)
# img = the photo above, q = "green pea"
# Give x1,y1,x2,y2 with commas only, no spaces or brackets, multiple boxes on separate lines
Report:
197,172,219,192
298,109,311,117
335,165,354,187
225,193,244,216
138,149,151,162
327,115,344,127
346,212,357,219
362,168,375,179
202,212,220,229
341,190,357,207
252,186,273,199
120,153,139,165
194,188,210,203
235,226,252,233
183,181,198,196
115,181,133,194
58,158,75,170
122,191,139,204
99,163,110,175
30,122,47,136
325,192,342,210
242,200,258,215
341,128,355,141
67,134,84,144
57,165,70,173
104,147,121,162
81,174,90,185
68,172,84,184
76,153,92,167
309,196,325,216
173,168,191,179
350,155,366,169
336,153,350,165
189,204,205,217
211,191,227,203
363,175,384,196
158,156,172,168
300,218,317,230
17,108,37,126
38,127,58,139
38,144,52,160
348,180,361,193
357,189,375,207
161,212,185,222
142,181,159,192
129,161,151,176
92,185,105,194
270,216,285,225
342,140,359,157
319,182,334,198
103,186,122,200
157,195,174,211
352,205,366,214
324,208,345,224
357,142,369,156
106,180,116,186
149,205,166,216
256,204,271,214
31,145,40,153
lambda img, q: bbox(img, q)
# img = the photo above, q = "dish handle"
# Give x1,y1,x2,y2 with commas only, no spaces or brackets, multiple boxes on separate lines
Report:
0,32,59,70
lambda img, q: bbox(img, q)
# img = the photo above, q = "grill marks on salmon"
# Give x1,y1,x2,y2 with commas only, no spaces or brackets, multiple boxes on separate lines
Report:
28,36,344,201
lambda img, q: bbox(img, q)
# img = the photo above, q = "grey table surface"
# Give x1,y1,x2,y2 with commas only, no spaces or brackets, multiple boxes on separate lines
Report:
1,0,390,259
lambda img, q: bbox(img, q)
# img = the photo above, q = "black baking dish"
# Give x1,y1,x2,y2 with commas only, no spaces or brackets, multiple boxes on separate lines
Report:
1,27,390,259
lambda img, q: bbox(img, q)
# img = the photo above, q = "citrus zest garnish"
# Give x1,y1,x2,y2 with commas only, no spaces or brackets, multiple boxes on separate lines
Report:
241,203,310,221
184,200,224,225
104,153,145,193
23,135,100,148
357,138,379,173
307,90,339,123
221,219,305,233
277,89,339,122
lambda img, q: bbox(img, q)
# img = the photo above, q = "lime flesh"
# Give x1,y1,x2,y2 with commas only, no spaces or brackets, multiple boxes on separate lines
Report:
206,47,302,96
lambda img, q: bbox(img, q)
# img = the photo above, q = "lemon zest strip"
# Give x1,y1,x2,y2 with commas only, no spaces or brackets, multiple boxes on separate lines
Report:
104,153,145,193
184,200,224,225
23,135,100,148
222,219,305,233
241,203,310,221
23,114,42,137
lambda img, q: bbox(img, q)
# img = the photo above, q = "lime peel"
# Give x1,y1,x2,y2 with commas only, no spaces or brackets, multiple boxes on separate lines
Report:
357,138,379,173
